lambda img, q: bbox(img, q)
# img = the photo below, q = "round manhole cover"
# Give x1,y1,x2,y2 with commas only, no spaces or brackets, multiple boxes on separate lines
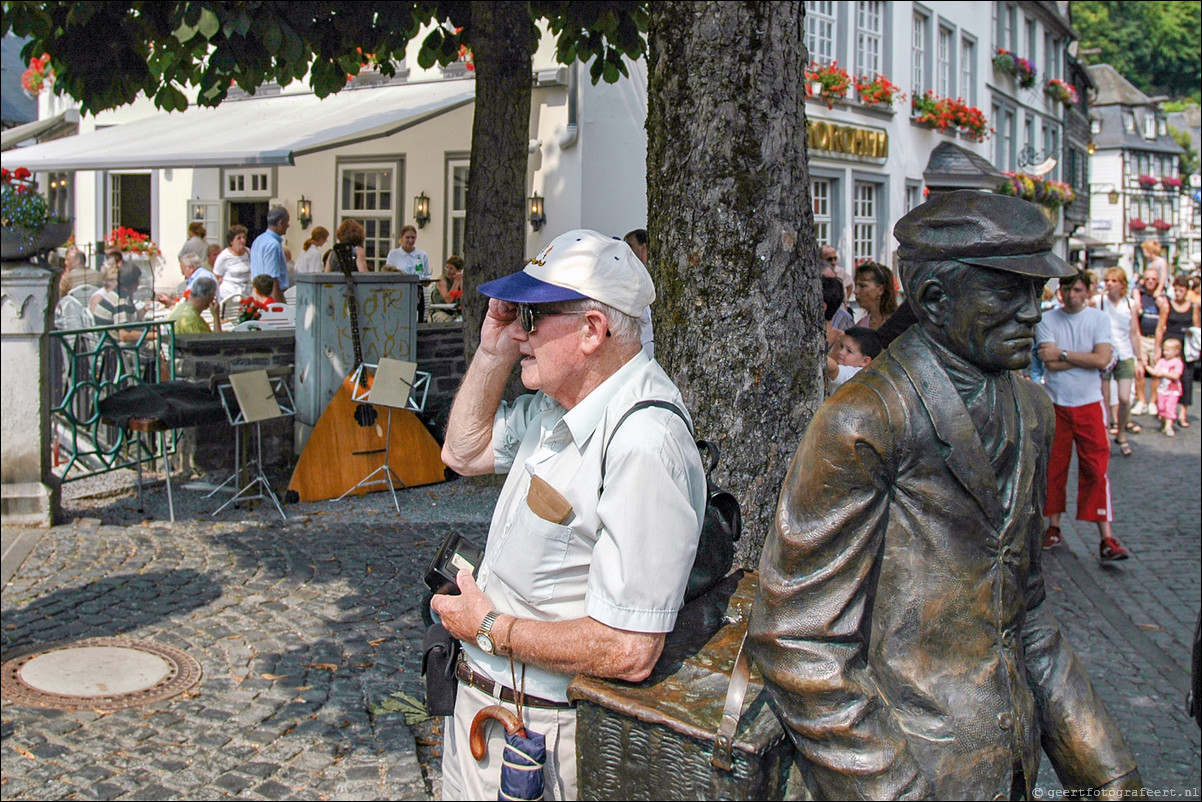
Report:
1,637,202,711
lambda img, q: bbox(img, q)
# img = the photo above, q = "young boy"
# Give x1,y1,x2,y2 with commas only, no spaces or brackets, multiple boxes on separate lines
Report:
826,326,885,392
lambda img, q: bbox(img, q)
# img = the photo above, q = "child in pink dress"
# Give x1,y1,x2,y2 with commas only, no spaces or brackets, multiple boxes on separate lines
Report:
1147,337,1185,436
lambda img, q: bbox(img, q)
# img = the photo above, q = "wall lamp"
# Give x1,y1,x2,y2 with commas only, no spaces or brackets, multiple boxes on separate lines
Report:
528,191,546,232
414,192,430,228
1092,184,1120,205
297,196,313,229
1087,141,1097,156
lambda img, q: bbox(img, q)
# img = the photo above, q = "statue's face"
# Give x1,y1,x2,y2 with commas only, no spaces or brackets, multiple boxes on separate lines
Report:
939,266,1046,372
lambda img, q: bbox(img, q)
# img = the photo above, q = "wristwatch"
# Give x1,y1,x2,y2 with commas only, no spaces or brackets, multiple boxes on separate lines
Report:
1060,349,1069,363
476,611,501,654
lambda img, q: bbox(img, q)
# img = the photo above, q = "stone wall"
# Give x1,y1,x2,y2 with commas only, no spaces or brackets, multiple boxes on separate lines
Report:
415,322,466,442
173,323,465,475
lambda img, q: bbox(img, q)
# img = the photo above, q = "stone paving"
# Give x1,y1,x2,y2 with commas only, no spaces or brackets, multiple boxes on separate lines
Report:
3,479,498,801
2,395,1200,800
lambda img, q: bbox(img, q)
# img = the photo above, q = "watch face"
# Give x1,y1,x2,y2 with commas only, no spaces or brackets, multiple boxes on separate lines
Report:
476,633,494,653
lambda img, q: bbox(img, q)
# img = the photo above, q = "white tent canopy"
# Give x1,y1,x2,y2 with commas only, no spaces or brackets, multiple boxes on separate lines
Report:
0,80,475,172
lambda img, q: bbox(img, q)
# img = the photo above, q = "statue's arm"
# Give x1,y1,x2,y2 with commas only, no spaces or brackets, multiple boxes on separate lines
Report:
749,387,929,800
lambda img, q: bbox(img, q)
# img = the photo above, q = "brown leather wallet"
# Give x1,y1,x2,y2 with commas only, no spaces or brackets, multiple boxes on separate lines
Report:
455,657,574,710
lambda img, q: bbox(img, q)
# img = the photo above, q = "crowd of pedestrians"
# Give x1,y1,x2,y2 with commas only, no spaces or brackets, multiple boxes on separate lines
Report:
819,240,1200,564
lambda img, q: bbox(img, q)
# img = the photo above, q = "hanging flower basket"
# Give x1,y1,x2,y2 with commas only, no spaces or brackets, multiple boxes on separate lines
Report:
1161,176,1182,191
1043,78,1078,105
853,74,903,107
993,49,1036,88
2,166,73,259
1137,175,1158,190
1129,218,1147,232
1151,219,1172,232
805,61,851,109
1,221,73,260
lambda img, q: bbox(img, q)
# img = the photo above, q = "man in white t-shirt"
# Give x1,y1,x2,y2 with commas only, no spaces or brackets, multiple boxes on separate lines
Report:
1037,269,1130,561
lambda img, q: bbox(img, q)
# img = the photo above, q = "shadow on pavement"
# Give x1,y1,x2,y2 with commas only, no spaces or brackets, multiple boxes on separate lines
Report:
1,569,223,657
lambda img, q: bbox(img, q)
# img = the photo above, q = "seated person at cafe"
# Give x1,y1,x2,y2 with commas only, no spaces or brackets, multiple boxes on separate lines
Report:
826,326,884,392
93,258,147,343
429,256,464,322
167,276,222,334
249,273,275,306
59,247,104,297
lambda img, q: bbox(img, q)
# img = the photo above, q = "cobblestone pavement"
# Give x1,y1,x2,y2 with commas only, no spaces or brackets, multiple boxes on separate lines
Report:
2,396,1199,800
3,477,499,801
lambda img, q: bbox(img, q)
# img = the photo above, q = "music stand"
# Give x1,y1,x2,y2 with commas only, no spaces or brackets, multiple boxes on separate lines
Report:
337,358,430,512
212,369,295,520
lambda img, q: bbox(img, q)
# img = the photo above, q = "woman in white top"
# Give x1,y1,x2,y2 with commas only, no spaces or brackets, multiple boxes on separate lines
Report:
294,226,329,274
1093,267,1143,453
212,224,252,301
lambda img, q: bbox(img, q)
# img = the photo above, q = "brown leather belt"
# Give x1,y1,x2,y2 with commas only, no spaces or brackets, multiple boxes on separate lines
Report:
455,656,574,710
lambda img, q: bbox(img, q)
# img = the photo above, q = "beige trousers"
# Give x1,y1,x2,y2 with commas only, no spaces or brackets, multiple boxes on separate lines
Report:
441,681,578,800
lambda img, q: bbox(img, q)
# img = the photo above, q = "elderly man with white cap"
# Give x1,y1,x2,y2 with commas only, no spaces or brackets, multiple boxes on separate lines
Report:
432,230,707,799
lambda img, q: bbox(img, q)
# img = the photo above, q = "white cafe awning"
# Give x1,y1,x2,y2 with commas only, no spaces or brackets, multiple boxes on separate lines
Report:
0,80,475,172
0,108,80,152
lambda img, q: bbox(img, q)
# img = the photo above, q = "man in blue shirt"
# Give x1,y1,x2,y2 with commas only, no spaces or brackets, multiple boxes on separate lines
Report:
250,206,290,302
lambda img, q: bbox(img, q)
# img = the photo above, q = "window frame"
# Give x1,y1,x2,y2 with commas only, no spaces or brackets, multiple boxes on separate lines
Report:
335,157,401,272
444,154,470,261
805,1,838,67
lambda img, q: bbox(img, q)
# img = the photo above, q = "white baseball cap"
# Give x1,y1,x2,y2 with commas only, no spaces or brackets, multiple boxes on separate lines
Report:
476,229,655,317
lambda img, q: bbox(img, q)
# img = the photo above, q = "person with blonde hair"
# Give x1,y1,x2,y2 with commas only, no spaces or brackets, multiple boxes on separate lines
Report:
1140,239,1169,297
294,226,329,274
1092,267,1143,455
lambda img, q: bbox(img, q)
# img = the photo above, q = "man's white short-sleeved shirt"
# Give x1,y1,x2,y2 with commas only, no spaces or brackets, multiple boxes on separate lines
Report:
464,351,707,702
1038,306,1112,407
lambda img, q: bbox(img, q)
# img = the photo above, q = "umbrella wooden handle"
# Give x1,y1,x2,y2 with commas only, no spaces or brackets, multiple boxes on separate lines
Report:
469,705,526,761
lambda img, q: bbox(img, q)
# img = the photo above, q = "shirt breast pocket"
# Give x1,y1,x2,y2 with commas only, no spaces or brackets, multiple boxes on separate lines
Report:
491,498,575,604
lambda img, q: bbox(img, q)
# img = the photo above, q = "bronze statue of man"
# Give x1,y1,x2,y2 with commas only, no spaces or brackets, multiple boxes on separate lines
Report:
749,191,1141,800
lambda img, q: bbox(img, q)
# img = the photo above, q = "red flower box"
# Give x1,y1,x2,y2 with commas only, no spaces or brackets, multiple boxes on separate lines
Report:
1151,219,1172,231
1128,218,1147,231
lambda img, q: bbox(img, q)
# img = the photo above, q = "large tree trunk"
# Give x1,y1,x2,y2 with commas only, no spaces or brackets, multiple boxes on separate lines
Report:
647,2,820,568
460,2,538,368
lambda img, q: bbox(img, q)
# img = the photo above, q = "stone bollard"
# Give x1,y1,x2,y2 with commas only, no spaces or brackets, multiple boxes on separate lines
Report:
1,256,61,526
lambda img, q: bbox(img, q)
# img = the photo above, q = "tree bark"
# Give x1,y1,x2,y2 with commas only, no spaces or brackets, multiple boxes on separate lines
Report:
647,2,820,567
460,2,538,373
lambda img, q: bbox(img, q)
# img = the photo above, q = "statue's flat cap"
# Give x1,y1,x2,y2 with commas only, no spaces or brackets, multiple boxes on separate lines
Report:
894,190,1075,278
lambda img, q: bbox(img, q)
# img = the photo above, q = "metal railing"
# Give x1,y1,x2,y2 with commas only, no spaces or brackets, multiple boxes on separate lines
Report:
49,320,176,482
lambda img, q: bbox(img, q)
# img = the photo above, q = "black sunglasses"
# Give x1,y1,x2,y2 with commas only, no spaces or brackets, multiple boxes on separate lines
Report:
516,303,587,334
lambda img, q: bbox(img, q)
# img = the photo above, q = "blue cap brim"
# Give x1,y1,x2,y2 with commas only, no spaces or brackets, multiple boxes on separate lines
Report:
476,270,589,304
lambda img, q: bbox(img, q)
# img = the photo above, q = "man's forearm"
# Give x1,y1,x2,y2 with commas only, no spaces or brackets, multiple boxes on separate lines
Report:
498,614,665,683
441,351,515,475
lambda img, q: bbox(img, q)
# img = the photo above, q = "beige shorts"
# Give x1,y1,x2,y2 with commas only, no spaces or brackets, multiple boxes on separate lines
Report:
1140,335,1157,363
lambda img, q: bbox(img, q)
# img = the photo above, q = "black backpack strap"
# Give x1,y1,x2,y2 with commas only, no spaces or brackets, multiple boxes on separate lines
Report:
600,400,691,487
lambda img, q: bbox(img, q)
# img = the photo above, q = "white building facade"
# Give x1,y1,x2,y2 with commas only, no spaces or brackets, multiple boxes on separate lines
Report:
802,0,1083,273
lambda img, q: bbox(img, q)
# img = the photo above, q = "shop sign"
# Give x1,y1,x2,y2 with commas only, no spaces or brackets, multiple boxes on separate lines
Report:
806,118,889,164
